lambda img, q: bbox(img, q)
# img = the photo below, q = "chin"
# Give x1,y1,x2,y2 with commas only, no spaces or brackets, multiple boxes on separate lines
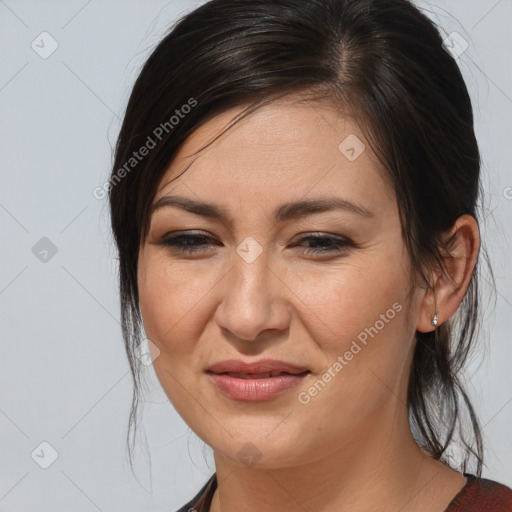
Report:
192,420,315,469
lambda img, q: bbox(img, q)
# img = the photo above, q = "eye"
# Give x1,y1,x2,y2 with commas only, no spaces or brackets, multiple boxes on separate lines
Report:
158,231,220,254
292,233,353,255
157,231,354,257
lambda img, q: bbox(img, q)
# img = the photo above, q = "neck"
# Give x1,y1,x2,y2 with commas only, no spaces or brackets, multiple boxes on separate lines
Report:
209,403,465,512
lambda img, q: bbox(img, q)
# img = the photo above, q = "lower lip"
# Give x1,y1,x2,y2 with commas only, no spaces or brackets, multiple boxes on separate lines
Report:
207,372,310,401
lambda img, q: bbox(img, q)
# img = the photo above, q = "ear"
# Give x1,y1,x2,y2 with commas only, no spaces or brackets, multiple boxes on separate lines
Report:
416,214,480,333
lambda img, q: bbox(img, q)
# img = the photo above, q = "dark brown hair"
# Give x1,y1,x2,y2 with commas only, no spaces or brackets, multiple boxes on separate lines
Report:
109,0,487,475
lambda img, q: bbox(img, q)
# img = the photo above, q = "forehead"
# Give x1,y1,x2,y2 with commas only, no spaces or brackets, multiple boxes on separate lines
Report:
154,96,394,211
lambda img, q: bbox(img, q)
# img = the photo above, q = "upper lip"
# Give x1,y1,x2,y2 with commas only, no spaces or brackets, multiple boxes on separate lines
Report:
207,359,309,375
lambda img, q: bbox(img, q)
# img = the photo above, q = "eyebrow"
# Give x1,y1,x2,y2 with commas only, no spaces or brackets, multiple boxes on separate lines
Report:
150,195,374,225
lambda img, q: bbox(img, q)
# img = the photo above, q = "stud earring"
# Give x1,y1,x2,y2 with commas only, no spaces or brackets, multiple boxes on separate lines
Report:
431,313,438,327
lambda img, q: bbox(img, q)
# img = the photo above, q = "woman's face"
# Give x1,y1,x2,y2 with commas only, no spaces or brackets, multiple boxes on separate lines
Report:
138,96,424,468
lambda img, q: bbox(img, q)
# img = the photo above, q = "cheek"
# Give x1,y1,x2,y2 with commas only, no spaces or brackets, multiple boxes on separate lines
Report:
137,255,221,416
286,252,411,349
287,254,415,411
138,255,220,349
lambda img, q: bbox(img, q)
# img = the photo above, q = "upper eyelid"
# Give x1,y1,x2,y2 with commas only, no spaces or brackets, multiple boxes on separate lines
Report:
161,230,348,238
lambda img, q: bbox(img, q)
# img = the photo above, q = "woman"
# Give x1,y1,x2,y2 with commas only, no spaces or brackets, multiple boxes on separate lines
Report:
108,0,512,510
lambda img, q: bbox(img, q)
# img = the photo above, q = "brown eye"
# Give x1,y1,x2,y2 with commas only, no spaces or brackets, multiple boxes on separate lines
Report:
159,231,220,254
293,234,353,255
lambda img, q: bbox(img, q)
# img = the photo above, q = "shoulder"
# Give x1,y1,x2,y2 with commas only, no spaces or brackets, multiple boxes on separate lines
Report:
445,473,512,511
175,474,217,512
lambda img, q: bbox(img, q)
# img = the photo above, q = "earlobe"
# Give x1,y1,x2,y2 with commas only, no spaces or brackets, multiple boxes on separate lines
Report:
416,287,438,333
416,214,480,333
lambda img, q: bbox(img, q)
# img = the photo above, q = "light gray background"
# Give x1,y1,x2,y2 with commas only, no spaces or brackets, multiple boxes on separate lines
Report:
0,1,510,511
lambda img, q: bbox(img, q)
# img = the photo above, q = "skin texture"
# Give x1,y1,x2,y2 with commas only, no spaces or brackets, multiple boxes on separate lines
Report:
137,95,479,511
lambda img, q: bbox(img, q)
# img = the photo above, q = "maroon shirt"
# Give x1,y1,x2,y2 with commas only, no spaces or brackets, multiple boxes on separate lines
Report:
445,473,512,511
177,472,512,511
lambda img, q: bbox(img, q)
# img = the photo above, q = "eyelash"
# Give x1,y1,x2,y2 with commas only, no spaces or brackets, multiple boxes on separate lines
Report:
158,231,353,256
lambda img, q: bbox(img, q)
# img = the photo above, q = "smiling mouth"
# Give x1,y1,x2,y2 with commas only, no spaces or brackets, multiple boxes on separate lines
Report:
206,370,311,401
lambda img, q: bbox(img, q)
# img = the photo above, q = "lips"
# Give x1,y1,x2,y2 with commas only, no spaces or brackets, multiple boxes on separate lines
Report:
222,371,302,379
206,359,310,401
207,359,309,375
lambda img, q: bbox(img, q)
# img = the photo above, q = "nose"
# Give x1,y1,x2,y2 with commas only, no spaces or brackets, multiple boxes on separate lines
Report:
214,251,291,342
